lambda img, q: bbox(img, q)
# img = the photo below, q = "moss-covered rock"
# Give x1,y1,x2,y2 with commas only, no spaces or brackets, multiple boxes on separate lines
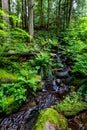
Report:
34,108,68,130
0,69,17,84
55,92,87,117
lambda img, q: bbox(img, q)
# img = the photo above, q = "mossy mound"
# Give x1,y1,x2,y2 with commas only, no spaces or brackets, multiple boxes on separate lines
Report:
34,108,68,130
55,92,87,117
5,96,22,115
0,69,17,84
34,75,43,90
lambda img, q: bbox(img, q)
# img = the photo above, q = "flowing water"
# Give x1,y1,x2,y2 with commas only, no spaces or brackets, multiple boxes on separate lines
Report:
0,53,87,130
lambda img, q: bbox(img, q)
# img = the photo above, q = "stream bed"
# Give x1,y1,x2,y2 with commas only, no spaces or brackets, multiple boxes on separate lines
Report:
0,53,87,130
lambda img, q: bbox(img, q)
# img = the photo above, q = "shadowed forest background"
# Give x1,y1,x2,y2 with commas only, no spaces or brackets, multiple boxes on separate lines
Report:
0,0,87,130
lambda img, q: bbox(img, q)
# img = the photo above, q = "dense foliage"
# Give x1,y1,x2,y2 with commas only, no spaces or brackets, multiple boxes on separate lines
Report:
0,1,87,126
62,17,87,101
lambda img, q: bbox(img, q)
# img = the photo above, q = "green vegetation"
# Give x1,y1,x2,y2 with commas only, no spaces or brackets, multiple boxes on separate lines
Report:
0,69,17,83
55,92,87,117
0,3,87,130
0,9,57,115
34,108,68,130
0,83,26,114
62,17,87,102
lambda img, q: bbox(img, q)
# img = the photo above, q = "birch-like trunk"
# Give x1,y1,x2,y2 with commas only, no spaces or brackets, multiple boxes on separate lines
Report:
2,0,9,22
28,0,34,38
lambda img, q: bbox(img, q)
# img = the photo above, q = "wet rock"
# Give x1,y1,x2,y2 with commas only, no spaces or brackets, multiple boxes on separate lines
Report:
58,84,69,94
44,122,57,130
56,70,69,78
61,77,71,85
56,55,61,62
36,92,60,109
34,108,68,130
56,66,71,79
42,76,58,91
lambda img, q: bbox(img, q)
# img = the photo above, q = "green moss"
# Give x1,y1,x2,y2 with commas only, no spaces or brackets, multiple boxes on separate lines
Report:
34,108,68,130
33,75,43,90
0,69,17,83
5,96,21,115
55,92,87,117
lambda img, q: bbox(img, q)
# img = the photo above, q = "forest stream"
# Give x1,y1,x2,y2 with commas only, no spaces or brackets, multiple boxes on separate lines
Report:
1,0,87,129
0,52,87,130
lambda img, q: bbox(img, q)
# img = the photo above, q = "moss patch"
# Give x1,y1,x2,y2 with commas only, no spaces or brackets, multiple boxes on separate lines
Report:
34,108,68,130
5,96,21,115
0,69,17,84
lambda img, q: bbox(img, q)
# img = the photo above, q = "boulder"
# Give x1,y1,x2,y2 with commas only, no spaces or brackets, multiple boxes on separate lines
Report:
34,108,68,130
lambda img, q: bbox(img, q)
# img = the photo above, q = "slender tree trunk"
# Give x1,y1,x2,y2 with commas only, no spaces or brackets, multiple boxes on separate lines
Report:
66,0,69,26
2,0,9,13
57,0,61,35
28,0,34,37
47,0,50,30
8,0,10,13
63,0,67,29
22,0,25,29
25,0,27,30
0,0,2,8
2,0,9,22
39,0,43,28
26,0,29,31
68,0,73,24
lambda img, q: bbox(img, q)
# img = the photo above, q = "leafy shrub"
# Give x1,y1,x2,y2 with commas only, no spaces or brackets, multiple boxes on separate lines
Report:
61,17,87,101
9,28,31,43
78,79,87,102
0,9,31,56
30,52,52,77
0,83,26,115
18,69,43,92
62,17,87,62
55,92,87,117
72,53,87,76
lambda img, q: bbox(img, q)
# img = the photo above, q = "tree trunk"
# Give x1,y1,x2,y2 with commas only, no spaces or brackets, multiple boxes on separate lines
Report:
22,0,25,29
8,0,11,13
25,0,27,30
39,0,43,28
2,0,9,22
57,0,61,35
47,0,50,30
68,0,73,24
2,0,9,13
28,0,34,38
0,0,2,8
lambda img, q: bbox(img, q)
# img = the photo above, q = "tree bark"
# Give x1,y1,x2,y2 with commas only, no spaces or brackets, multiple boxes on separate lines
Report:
39,0,43,28
2,0,9,13
2,0,9,22
47,0,50,30
0,0,2,8
28,0,34,38
68,0,73,24
22,0,25,29
57,0,61,35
